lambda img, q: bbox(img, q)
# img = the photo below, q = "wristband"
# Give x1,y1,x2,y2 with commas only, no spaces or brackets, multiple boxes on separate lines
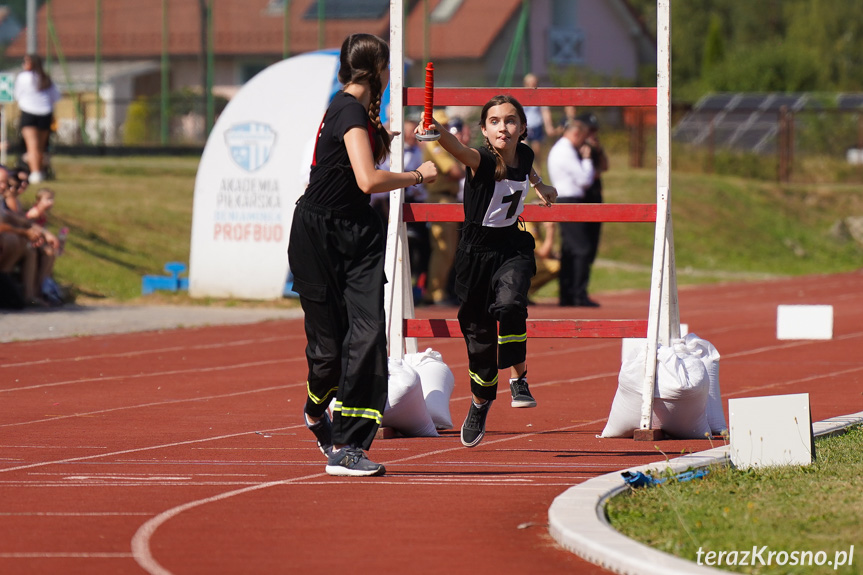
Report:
413,170,424,184
530,176,542,187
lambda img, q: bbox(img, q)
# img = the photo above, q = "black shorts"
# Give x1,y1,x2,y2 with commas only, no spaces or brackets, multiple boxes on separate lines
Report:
20,111,53,131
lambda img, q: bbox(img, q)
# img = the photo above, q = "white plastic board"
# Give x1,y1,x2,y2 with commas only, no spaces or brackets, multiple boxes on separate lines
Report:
729,393,813,469
776,305,833,340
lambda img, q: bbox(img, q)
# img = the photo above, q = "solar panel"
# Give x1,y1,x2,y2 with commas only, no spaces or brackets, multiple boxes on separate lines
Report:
303,0,390,20
734,95,767,110
697,94,735,111
673,92,857,154
763,94,806,111
838,94,863,109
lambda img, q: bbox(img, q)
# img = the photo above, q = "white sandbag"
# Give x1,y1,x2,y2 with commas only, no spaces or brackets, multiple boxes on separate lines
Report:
601,339,711,439
404,348,455,430
600,344,652,438
382,358,439,437
682,333,726,434
652,342,711,438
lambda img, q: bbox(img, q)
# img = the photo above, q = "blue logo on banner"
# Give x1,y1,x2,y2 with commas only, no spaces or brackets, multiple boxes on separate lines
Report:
225,122,277,172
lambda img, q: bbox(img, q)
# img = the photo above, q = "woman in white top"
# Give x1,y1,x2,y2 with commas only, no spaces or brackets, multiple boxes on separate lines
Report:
14,54,61,184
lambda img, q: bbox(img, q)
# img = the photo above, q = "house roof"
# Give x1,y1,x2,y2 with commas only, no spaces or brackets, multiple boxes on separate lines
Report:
6,0,522,62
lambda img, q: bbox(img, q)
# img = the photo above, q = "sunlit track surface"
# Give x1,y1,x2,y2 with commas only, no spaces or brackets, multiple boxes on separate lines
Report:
1,272,861,575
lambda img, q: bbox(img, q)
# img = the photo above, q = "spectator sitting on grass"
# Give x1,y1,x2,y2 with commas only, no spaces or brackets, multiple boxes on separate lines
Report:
0,172,57,306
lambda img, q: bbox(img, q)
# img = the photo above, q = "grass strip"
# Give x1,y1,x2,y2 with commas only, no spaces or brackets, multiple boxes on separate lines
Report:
606,426,863,574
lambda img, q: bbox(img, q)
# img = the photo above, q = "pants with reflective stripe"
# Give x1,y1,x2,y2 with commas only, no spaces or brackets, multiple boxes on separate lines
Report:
454,233,535,401
288,198,387,451
558,195,602,305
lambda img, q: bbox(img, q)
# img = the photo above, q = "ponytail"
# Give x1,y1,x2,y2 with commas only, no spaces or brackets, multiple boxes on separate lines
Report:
338,34,391,164
367,72,391,165
485,138,508,181
25,54,53,91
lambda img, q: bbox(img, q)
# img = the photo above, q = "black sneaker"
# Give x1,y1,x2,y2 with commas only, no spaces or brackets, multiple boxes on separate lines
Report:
325,447,386,477
460,399,492,447
509,370,536,408
304,410,333,457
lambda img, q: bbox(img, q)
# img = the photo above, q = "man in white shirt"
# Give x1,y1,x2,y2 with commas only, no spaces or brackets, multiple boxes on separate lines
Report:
547,119,599,307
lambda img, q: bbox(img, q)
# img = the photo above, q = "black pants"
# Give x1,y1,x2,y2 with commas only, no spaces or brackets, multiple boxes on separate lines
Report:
453,230,536,401
287,198,388,451
558,196,602,305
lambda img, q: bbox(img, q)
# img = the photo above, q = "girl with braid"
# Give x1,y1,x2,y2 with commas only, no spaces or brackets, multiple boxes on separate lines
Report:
419,95,557,447
288,33,437,476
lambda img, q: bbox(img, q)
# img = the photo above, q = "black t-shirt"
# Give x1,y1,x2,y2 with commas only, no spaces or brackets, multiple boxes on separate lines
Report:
461,143,534,245
304,91,376,210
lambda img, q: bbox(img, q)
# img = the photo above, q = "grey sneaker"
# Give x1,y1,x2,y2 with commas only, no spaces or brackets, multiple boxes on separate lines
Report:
509,371,536,408
304,410,333,457
325,447,386,477
460,399,492,447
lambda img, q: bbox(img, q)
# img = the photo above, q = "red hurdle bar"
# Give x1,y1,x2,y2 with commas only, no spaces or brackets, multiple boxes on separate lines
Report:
403,203,657,223
404,318,649,339
405,87,657,108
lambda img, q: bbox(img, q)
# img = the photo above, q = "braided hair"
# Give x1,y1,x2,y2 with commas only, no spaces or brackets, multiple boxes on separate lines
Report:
478,94,528,181
338,34,391,165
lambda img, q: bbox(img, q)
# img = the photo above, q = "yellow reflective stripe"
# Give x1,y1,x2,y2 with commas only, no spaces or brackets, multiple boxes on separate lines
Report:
498,332,527,345
469,370,497,387
307,382,338,405
332,401,383,424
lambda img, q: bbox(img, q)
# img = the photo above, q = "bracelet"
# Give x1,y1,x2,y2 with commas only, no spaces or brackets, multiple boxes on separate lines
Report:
530,175,542,187
412,169,424,184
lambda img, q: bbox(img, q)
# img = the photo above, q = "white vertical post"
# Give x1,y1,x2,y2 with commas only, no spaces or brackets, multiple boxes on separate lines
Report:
385,0,409,358
0,105,6,166
656,0,679,345
639,0,677,433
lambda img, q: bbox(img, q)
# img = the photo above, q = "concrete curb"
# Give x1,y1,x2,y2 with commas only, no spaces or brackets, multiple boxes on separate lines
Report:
0,304,303,343
548,411,863,575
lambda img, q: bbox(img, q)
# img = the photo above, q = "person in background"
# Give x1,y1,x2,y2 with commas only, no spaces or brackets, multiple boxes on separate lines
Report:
547,119,598,307
14,54,61,184
288,33,437,477
577,112,608,299
26,187,55,226
521,73,559,174
420,109,463,306
0,173,50,306
372,117,431,299
527,219,559,303
25,187,65,304
3,174,59,302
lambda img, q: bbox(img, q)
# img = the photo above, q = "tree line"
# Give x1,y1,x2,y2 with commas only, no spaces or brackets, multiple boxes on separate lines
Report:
627,0,863,101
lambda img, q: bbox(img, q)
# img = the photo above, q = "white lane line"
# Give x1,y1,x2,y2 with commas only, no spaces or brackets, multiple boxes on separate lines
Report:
1,481,272,487
0,445,108,449
0,426,300,473
0,384,299,429
0,357,299,394
720,330,863,359
0,335,295,369
0,512,152,516
0,552,133,558
724,364,863,397
130,417,608,575
27,472,268,477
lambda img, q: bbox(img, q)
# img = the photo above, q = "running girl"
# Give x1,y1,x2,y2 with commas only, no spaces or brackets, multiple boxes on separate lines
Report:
419,95,557,447
289,33,437,476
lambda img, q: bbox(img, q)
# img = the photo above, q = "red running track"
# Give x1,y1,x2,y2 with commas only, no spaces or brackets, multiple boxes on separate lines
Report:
1,271,862,575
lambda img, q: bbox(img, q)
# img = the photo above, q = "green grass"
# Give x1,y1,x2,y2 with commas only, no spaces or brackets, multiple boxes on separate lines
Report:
605,426,863,574
37,151,863,304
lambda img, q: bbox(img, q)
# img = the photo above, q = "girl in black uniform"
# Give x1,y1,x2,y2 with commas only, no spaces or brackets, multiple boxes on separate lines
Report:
421,95,557,447
289,33,437,476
